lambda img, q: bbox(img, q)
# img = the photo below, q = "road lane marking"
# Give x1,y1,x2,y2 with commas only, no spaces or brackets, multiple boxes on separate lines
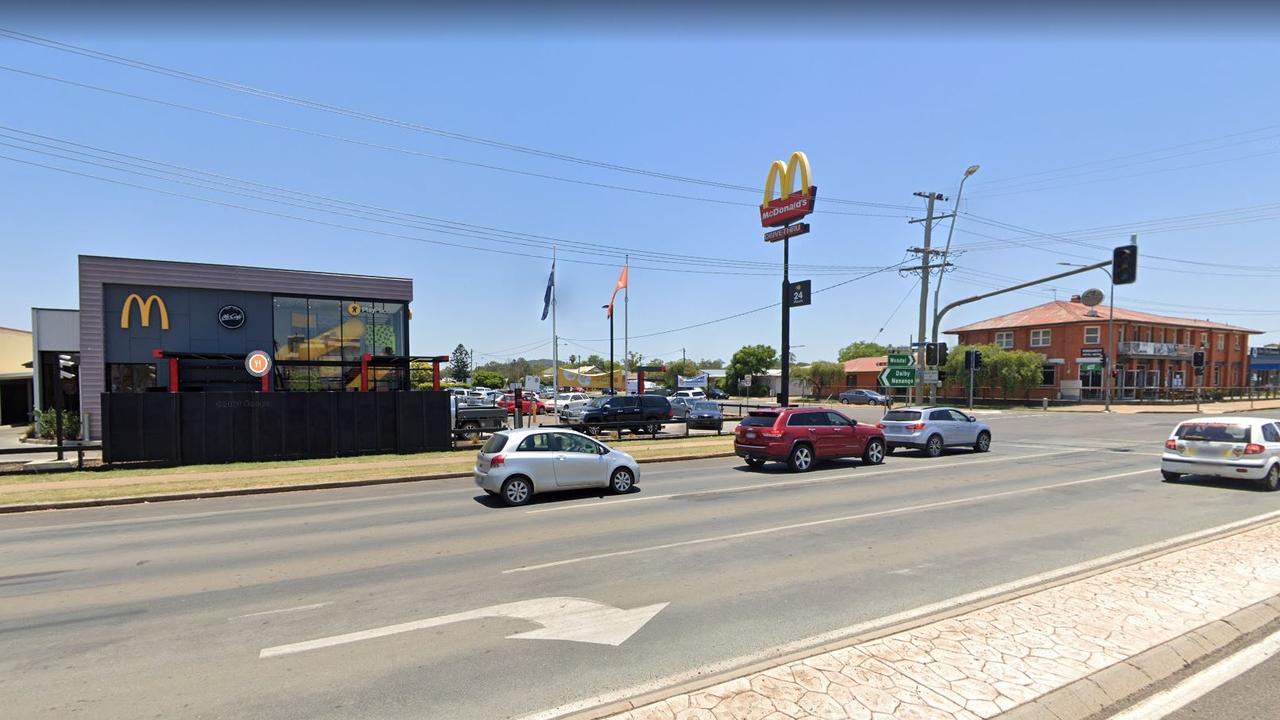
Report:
259,597,668,657
1002,442,1164,457
509,505,1280,720
524,448,1109,515
1106,626,1280,720
506,468,1157,573
231,602,332,620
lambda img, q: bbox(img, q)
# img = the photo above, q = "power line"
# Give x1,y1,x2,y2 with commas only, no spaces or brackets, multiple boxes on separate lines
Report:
0,29,914,212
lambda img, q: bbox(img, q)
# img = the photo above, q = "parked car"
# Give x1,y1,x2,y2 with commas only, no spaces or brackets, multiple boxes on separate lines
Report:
545,392,591,414
674,389,706,400
707,388,729,400
668,396,694,419
599,387,618,396
474,428,640,506
686,400,725,432
562,394,673,435
1161,417,1280,490
734,408,884,472
498,391,546,414
839,388,888,406
877,407,991,457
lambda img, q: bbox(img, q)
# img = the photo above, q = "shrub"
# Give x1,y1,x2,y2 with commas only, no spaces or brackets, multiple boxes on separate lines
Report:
33,407,81,440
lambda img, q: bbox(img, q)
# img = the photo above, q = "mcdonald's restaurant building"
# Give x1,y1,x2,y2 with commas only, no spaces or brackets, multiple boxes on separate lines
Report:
38,256,430,453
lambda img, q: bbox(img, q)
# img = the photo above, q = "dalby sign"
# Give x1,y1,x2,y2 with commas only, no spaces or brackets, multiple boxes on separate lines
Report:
760,151,817,228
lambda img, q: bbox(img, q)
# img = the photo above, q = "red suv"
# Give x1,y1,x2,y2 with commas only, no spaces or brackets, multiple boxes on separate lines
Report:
734,407,885,472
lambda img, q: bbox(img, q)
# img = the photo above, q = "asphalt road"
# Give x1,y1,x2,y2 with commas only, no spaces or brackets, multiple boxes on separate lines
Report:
1162,650,1280,720
4,409,1280,720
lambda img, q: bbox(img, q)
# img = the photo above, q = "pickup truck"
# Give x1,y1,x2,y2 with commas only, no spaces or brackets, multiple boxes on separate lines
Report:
450,401,508,440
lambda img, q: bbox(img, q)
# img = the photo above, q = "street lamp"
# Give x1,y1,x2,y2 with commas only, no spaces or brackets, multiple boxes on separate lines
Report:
929,164,980,401
1059,262,1116,412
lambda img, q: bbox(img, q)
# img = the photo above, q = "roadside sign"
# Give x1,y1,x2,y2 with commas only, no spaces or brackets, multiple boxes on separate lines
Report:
764,222,810,243
244,350,272,378
878,367,916,387
524,375,540,391
786,280,811,308
1080,363,1101,372
1081,348,1104,358
887,354,915,368
920,369,939,383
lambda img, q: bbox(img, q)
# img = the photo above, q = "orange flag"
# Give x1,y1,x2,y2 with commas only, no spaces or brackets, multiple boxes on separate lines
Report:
606,265,628,318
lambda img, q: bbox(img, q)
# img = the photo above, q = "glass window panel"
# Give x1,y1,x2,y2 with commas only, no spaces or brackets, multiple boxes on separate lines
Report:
273,297,309,361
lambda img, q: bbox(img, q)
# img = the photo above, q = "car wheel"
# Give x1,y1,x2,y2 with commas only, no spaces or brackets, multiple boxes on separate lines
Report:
586,424,601,436
841,398,850,404
460,421,481,441
500,476,533,506
925,434,944,458
609,467,635,494
974,431,991,453
863,438,885,465
788,443,814,472
1258,464,1280,492
648,422,662,435
1161,470,1182,483
745,457,766,469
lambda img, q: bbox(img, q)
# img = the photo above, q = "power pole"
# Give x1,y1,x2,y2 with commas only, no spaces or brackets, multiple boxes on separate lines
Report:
909,191,948,405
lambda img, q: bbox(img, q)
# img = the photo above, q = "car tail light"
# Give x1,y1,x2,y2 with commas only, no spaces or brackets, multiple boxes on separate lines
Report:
906,422,926,431
490,454,506,467
1165,439,1178,450
759,430,784,439
1245,443,1266,455
668,408,674,418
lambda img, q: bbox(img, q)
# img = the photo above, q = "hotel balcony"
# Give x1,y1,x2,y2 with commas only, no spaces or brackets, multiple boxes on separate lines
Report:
1117,341,1196,359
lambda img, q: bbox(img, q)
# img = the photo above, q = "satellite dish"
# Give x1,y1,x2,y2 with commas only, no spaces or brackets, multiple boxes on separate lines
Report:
1080,288,1105,307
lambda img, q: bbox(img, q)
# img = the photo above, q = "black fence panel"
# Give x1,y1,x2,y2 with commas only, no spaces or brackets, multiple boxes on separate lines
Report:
101,390,450,466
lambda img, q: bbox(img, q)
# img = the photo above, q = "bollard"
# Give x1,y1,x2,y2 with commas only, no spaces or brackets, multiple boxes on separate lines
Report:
1042,397,1048,411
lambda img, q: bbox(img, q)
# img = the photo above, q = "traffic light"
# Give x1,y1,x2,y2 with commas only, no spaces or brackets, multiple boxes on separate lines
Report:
937,342,949,366
1192,350,1206,369
925,343,938,366
1112,244,1137,285
964,349,984,370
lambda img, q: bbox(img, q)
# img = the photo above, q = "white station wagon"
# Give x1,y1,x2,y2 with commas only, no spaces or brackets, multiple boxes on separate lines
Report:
1161,417,1280,491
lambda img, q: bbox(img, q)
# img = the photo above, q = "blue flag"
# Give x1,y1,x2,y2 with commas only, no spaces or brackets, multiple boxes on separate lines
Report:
540,263,555,321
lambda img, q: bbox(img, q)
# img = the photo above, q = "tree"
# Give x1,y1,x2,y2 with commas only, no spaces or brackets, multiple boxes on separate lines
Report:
696,358,724,369
806,360,846,398
838,341,889,363
664,359,700,388
448,343,472,383
409,360,434,390
472,369,505,388
725,344,777,395
942,344,1045,399
585,354,607,370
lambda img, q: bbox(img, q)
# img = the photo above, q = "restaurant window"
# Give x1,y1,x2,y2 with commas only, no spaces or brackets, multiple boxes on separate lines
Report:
1083,326,1100,345
994,331,1013,349
109,363,158,392
1030,329,1051,348
1041,365,1057,387
273,296,407,391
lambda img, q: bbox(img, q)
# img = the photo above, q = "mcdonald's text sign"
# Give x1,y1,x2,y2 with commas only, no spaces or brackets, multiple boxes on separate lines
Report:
760,150,817,228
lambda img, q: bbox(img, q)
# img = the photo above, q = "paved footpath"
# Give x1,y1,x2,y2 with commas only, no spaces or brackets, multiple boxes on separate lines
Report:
607,520,1280,720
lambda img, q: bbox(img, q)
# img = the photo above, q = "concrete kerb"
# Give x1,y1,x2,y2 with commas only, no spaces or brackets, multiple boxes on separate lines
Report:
0,451,738,513
555,514,1280,720
1000,595,1280,720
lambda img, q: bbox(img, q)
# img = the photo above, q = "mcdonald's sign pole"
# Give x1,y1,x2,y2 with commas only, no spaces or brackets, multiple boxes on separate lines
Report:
761,151,816,408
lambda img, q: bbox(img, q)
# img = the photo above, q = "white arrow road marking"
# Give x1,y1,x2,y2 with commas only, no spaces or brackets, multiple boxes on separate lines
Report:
259,597,668,658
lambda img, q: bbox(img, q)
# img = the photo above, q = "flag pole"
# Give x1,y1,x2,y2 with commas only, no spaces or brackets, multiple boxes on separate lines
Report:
624,254,630,387
551,246,559,410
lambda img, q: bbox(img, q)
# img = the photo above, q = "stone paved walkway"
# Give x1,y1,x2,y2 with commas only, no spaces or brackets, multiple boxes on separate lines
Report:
608,521,1280,720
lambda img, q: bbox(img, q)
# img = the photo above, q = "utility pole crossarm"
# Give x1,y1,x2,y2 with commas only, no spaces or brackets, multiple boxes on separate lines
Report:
934,260,1113,333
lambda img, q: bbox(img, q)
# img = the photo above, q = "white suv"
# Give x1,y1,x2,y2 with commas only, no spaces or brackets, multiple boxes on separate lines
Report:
1162,417,1280,490
674,389,706,400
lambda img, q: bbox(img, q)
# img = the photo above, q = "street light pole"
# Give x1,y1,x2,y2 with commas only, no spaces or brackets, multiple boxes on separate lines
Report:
929,164,980,403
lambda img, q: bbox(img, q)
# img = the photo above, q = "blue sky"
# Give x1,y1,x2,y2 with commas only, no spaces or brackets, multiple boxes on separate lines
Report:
2,18,1277,366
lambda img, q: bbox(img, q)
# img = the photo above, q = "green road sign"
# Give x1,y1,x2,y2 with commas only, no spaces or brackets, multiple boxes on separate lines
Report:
879,367,916,387
1080,363,1101,372
887,354,914,368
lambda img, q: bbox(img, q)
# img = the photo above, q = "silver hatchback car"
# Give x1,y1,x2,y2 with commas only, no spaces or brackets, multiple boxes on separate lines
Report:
1161,417,1280,490
877,406,992,457
474,427,640,506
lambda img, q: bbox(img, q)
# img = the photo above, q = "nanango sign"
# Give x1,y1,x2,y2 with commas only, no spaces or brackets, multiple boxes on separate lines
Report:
120,293,169,330
760,151,817,228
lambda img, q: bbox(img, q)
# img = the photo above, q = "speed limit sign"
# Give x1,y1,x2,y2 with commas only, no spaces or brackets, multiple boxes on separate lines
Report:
245,350,273,378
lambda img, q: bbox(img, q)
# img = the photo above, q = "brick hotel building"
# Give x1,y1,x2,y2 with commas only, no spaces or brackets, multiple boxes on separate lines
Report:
944,298,1260,401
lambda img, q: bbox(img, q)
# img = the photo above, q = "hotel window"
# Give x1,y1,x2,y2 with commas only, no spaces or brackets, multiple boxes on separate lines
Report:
994,331,1014,349
1200,332,1208,347
1234,335,1241,351
1030,329,1051,347
1183,330,1191,344
1083,326,1100,345
1041,365,1057,387
1216,334,1225,351
1213,365,1222,385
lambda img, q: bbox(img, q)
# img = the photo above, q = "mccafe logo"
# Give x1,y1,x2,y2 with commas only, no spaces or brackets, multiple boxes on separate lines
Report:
218,305,246,329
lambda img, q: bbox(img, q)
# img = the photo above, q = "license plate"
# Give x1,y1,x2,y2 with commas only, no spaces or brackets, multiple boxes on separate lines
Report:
746,432,756,440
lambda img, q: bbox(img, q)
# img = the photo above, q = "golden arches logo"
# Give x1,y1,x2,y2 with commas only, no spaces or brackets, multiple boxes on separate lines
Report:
762,151,812,208
120,293,169,330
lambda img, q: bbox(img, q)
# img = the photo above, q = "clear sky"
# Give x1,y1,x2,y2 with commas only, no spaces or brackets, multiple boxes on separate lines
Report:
2,8,1277,367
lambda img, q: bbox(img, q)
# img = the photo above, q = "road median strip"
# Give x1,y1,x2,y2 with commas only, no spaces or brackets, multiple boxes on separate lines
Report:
535,510,1280,720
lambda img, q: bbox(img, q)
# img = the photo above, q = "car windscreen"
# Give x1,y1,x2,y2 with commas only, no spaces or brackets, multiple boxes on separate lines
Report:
1175,423,1251,443
693,402,718,411
481,434,509,454
882,410,922,421
588,397,608,407
739,414,778,428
